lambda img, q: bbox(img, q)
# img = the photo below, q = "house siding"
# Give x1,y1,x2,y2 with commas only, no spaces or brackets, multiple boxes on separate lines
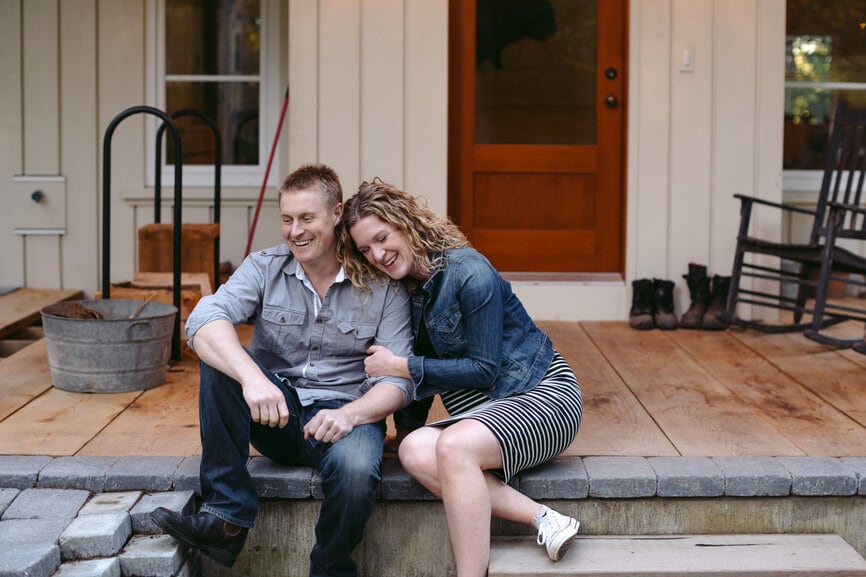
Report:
0,0,785,322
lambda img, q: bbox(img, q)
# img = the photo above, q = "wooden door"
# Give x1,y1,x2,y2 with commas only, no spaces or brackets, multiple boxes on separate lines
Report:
448,0,626,273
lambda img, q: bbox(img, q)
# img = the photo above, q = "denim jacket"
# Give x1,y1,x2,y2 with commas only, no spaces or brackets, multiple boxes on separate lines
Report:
406,248,554,400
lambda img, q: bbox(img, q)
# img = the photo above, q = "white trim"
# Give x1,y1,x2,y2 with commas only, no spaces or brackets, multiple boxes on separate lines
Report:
144,0,282,190
783,169,823,198
785,81,866,91
12,175,66,183
164,75,262,82
14,228,66,236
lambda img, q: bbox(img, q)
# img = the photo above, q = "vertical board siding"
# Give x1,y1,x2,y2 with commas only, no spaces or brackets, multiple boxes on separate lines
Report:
712,0,758,272
629,0,672,281
15,0,66,293
712,0,760,316
98,0,147,287
404,0,448,215
751,0,787,319
627,0,786,319
360,0,404,186
0,0,24,287
22,0,60,174
0,0,788,322
220,204,251,267
222,201,276,265
754,0,786,212
288,0,319,168
23,236,62,289
669,0,713,290
319,0,361,189
60,0,99,293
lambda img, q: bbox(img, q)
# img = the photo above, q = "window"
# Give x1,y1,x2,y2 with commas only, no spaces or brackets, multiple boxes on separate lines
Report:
147,0,281,187
784,0,866,189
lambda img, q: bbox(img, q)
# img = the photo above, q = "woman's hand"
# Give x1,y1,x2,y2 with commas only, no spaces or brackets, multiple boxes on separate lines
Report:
364,345,398,377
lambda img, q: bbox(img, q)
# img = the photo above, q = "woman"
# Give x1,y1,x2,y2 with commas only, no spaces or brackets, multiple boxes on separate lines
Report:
337,179,584,577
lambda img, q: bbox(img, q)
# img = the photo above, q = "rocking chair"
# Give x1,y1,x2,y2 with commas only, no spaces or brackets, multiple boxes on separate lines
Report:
725,101,866,351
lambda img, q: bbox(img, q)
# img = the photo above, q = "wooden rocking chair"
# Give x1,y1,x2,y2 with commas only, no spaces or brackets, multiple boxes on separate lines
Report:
803,198,866,351
725,101,866,350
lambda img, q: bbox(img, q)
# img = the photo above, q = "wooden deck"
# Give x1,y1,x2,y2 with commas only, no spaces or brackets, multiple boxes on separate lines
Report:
1,288,865,458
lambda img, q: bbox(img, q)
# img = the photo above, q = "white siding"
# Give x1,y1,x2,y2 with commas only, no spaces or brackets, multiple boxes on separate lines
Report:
360,0,404,185
619,0,785,321
60,0,99,293
404,0,448,216
0,0,24,288
628,0,673,283
23,0,60,174
0,0,786,323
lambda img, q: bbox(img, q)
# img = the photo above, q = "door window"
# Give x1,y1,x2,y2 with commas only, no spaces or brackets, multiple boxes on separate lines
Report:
474,0,598,145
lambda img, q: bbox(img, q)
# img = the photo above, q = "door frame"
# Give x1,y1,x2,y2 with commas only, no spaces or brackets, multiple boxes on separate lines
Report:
447,0,629,280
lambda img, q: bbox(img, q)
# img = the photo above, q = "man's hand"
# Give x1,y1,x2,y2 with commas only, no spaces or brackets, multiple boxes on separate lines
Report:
241,375,290,428
304,408,354,443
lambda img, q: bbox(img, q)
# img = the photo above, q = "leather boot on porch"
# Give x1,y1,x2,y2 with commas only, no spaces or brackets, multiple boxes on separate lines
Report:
653,279,678,330
629,279,655,330
681,263,711,329
702,274,731,331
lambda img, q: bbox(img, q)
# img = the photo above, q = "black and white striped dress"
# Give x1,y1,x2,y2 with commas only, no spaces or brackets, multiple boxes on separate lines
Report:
428,352,583,483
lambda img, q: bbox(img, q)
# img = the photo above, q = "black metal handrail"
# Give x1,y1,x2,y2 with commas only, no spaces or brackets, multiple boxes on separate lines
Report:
155,109,223,289
102,105,183,361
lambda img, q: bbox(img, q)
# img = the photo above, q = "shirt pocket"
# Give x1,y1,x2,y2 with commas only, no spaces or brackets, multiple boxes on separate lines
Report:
334,321,378,355
258,306,307,354
427,305,467,357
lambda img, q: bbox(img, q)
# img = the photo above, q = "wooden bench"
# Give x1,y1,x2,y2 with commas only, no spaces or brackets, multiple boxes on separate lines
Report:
489,534,866,576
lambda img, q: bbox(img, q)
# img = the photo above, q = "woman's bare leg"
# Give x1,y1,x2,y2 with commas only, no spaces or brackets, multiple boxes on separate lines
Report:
399,422,542,577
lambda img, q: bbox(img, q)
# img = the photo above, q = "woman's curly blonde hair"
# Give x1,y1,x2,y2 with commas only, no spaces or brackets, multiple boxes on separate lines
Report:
337,178,471,290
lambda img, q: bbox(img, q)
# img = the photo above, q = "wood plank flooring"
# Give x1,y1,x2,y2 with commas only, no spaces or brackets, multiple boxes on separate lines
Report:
0,289,865,458
0,288,81,339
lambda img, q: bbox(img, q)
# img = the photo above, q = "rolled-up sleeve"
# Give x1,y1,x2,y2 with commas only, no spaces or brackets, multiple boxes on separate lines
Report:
185,253,264,349
361,283,415,407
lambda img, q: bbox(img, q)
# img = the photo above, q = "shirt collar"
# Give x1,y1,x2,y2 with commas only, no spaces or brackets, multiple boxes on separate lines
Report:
289,258,346,285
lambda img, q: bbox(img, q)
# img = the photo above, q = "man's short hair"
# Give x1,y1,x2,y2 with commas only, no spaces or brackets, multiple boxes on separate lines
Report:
279,164,343,209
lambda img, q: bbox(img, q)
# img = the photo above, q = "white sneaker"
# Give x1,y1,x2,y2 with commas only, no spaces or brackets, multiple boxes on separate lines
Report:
534,507,580,561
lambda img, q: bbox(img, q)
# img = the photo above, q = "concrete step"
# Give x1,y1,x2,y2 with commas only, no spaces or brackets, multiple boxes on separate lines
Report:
489,534,866,576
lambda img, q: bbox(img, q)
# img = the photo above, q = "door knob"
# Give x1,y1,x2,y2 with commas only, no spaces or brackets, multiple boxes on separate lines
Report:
604,95,618,108
605,67,618,80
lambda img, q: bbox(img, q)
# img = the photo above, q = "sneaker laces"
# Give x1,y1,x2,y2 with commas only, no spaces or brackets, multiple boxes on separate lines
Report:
536,508,570,546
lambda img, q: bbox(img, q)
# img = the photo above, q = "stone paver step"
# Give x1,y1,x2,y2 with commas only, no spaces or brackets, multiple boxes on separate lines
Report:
0,489,195,577
489,534,866,576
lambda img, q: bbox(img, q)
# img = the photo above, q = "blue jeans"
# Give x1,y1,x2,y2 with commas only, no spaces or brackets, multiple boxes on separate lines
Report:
197,355,385,577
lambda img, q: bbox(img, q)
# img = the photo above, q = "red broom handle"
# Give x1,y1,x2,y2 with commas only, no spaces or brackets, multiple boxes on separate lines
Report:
245,85,289,257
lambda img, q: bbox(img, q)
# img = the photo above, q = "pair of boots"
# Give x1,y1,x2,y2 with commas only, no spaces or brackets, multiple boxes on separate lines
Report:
681,263,730,330
629,278,678,330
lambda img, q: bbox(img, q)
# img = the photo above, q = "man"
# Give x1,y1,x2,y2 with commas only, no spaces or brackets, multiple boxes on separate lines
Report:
151,164,414,577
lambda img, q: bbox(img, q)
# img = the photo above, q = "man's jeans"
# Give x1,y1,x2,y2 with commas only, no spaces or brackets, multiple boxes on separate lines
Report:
197,356,385,577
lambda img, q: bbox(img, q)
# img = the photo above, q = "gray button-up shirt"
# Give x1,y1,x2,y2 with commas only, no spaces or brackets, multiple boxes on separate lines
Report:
185,243,414,407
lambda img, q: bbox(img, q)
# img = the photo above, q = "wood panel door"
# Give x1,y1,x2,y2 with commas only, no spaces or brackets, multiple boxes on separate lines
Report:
448,0,626,274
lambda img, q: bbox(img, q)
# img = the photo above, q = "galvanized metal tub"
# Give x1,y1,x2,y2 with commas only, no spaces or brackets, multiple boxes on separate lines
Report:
39,299,178,393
